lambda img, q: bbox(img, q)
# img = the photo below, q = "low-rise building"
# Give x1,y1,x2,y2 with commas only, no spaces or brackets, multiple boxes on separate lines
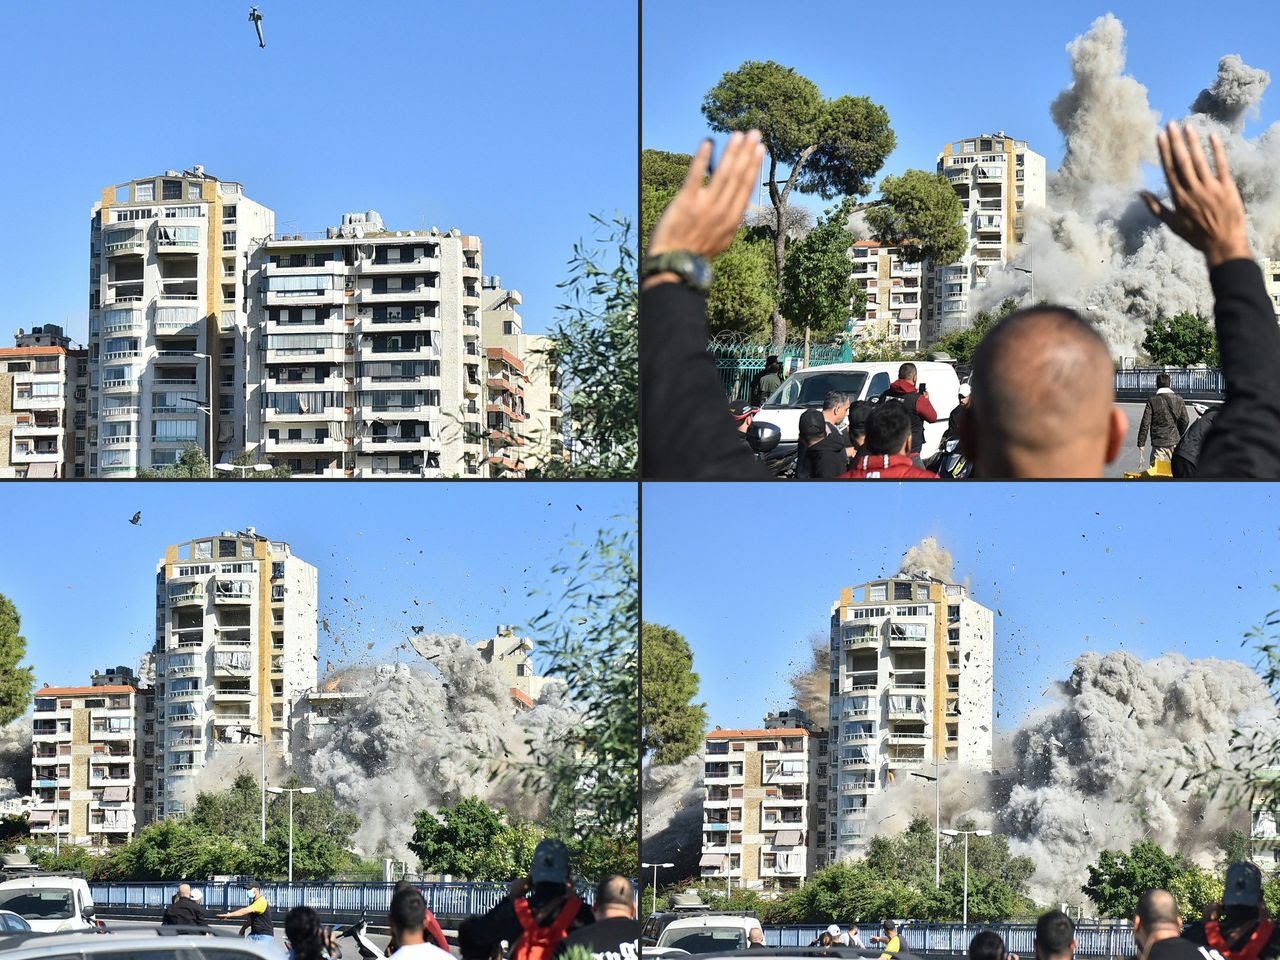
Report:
848,241,926,352
0,325,88,478
699,711,827,895
29,678,143,849
474,626,554,702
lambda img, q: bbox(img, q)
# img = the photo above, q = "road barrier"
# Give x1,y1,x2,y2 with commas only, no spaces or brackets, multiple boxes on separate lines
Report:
765,923,1134,958
90,880,540,920
1114,367,1225,401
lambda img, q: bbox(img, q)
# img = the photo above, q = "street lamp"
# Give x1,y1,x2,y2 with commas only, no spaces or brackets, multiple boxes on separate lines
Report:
941,828,992,927
640,862,674,916
266,785,316,883
215,462,272,478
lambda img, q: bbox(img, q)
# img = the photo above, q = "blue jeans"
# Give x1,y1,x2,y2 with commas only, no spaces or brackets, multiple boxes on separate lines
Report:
247,933,276,947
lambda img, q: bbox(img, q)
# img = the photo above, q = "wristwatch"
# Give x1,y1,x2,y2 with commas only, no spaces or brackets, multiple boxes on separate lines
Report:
641,250,713,293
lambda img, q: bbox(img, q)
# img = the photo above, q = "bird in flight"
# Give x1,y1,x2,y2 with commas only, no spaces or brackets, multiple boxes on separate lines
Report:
129,512,142,526
249,6,266,48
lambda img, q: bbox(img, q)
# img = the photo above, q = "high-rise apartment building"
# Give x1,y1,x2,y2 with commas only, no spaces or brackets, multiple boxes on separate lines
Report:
1,325,88,478
87,167,274,476
29,676,143,849
848,241,927,353
924,133,1047,344
826,571,993,862
147,529,317,820
1262,259,1280,320
699,711,827,895
481,279,565,474
249,211,483,477
474,626,554,701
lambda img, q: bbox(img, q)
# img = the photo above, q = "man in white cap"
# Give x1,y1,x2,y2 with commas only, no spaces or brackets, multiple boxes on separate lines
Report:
828,923,849,946
946,382,972,447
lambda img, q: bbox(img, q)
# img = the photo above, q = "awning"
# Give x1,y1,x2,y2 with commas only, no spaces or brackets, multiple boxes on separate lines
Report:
28,810,52,824
100,787,129,802
698,853,726,868
897,309,918,321
26,463,56,478
772,830,803,847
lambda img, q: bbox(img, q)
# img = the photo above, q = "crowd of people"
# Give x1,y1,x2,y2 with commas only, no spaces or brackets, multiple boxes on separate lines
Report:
150,840,638,960
740,862,1280,960
641,123,1280,479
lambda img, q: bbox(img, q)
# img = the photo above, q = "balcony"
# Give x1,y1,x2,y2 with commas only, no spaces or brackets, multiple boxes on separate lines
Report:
356,285,442,305
841,779,875,793
167,588,205,608
264,435,348,454
356,256,441,274
105,236,146,256
887,628,929,649
212,688,253,702
842,730,875,744
101,377,138,392
100,405,139,420
841,755,873,768
90,725,134,742
212,580,253,604
357,434,435,453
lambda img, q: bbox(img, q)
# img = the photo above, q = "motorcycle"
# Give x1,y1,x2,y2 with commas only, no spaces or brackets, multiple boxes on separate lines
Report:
925,436,972,479
338,915,383,960
749,421,798,478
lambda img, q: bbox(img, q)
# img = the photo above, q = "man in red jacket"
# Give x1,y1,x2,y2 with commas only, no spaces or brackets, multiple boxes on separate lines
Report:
878,362,937,457
843,404,938,479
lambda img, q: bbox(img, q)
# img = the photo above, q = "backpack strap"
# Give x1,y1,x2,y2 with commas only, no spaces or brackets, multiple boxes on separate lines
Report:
545,896,582,940
513,896,539,935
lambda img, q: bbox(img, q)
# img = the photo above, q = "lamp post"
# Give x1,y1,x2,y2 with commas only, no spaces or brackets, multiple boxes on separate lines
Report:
266,785,316,883
640,862,674,916
941,828,991,927
184,352,215,477
215,462,272,478
910,747,942,886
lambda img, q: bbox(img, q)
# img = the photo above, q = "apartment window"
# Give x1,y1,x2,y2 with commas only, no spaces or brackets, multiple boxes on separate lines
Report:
223,259,236,277
219,539,237,559
869,584,887,602
222,285,235,304
222,231,237,250
161,180,181,200
893,582,913,601
223,205,237,222
502,321,516,335
134,181,155,202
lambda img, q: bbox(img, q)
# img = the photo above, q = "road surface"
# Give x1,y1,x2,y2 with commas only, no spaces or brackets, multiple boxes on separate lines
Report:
1102,400,1216,478
103,917,394,957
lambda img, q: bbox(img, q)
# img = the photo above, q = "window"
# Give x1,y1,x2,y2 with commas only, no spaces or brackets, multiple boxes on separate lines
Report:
222,231,237,249
223,204,237,222
135,181,154,202
893,582,913,601
222,285,235,304
869,584,887,602
153,420,198,442
188,182,203,200
223,259,235,277
503,320,516,335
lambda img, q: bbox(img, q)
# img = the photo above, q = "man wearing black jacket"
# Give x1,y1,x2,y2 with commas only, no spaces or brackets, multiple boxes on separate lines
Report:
641,131,771,480
160,884,206,927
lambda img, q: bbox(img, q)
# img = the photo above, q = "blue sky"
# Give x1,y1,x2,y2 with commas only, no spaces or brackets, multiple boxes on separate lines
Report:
1,483,634,689
643,0,1280,220
0,0,636,342
642,483,1280,733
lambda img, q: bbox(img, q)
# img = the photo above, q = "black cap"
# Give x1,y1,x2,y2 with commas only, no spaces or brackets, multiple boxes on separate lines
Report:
729,400,759,421
531,838,570,884
1224,861,1263,906
799,408,826,440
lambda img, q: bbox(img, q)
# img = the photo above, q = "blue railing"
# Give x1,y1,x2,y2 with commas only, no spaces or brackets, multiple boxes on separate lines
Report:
1114,367,1225,400
91,880,598,918
765,923,1133,958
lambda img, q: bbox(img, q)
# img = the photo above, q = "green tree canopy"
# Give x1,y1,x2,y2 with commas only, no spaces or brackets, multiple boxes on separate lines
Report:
706,233,777,340
641,149,693,253
780,202,865,341
641,623,708,765
0,595,34,725
864,170,967,266
409,797,543,881
1142,312,1220,366
932,297,1021,364
703,60,895,345
1082,839,1198,919
134,446,291,479
543,217,637,477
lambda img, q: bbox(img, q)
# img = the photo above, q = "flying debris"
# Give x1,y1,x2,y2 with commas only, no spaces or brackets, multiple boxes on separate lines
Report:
129,512,142,526
411,626,424,635
248,6,265,48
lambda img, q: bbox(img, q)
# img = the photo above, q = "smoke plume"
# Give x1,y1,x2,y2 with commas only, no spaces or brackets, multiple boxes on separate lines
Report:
788,633,829,722
641,755,705,884
973,16,1280,356
0,720,31,801
899,536,955,583
294,634,574,863
876,650,1277,906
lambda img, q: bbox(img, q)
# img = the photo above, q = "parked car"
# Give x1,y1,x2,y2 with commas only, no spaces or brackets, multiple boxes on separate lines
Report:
0,928,280,958
656,914,765,953
0,912,30,934
0,876,96,933
756,360,962,462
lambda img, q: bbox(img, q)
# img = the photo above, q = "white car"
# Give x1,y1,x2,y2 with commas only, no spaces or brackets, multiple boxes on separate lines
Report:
655,914,764,954
0,928,281,958
0,876,96,933
756,360,962,460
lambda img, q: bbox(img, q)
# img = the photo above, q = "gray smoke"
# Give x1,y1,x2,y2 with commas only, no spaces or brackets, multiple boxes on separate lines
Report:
899,536,955,583
641,755,705,883
0,720,31,801
296,634,573,863
788,632,830,721
876,650,1277,907
973,16,1280,356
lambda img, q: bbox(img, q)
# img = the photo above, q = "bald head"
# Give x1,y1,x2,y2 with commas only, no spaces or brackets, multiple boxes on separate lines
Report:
177,883,191,899
595,876,635,918
966,306,1125,477
1136,889,1179,929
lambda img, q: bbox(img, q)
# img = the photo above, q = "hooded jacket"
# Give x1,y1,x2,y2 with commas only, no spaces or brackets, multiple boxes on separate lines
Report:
1137,387,1190,449
878,380,938,454
842,454,938,479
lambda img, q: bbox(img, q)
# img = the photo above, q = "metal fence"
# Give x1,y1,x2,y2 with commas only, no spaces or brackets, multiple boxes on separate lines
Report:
765,923,1134,958
90,881,516,918
1114,367,1225,400
709,336,851,402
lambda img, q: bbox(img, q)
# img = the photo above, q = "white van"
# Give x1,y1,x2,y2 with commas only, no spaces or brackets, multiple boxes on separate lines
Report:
756,360,962,460
656,914,765,954
0,875,96,933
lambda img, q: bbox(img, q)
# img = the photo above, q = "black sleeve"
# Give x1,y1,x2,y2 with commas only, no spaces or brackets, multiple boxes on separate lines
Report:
1198,258,1280,477
641,281,771,480
457,897,521,960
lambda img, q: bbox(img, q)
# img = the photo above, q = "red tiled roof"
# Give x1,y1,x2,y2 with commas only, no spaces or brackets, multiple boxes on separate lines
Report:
509,687,535,708
705,727,811,739
37,685,134,697
0,347,67,357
